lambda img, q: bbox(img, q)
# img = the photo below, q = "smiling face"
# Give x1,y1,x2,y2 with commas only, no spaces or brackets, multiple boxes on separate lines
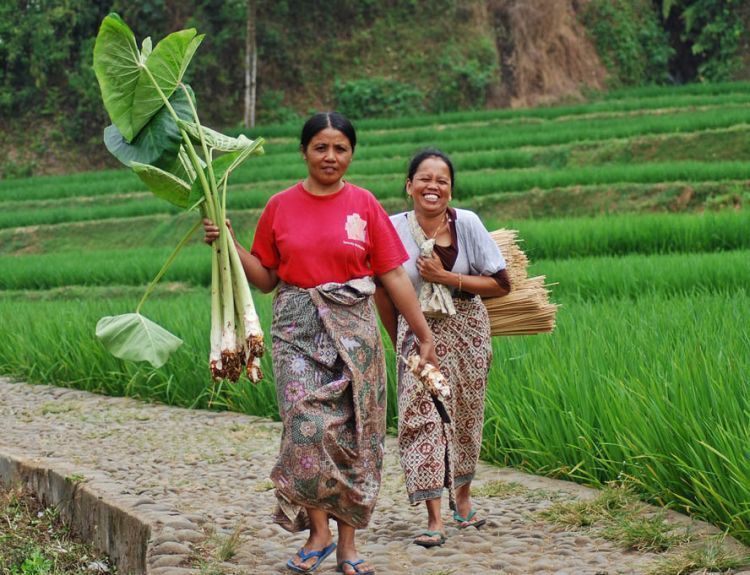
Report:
406,156,453,216
302,127,353,190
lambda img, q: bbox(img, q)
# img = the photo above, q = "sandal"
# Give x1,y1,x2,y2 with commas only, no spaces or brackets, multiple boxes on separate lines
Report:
287,542,337,573
336,558,375,575
453,508,486,529
413,530,446,548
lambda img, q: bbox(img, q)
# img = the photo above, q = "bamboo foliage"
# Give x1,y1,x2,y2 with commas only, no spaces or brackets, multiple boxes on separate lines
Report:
483,229,558,336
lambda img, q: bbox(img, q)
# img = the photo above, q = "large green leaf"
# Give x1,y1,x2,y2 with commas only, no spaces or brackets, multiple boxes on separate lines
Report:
131,162,191,208
93,13,203,142
96,313,182,369
131,29,203,138
180,121,263,152
93,14,141,141
103,86,195,169
186,136,264,208
214,137,265,186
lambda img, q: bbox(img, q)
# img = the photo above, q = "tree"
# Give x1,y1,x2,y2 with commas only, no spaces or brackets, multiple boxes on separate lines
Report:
244,0,257,128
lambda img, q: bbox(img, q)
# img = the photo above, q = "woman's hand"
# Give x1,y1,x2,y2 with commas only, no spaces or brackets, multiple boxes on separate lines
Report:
416,253,448,284
417,337,439,371
203,218,235,245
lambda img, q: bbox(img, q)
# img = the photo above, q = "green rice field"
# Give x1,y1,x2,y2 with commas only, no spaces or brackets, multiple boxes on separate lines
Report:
1,83,748,545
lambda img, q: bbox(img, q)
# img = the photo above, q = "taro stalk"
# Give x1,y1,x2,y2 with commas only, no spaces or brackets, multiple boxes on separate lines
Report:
92,13,264,382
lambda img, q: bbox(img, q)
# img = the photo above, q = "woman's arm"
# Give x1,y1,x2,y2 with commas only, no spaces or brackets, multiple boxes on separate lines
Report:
378,266,438,368
417,253,509,297
374,286,398,347
203,218,279,293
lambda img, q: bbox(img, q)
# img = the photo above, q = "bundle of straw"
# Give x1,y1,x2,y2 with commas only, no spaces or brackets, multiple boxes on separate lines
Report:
483,229,558,336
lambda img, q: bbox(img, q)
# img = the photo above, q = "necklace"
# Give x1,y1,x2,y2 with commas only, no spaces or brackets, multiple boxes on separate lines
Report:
421,212,449,240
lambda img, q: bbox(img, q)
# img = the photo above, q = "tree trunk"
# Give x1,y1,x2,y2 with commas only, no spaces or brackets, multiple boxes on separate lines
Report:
244,0,257,129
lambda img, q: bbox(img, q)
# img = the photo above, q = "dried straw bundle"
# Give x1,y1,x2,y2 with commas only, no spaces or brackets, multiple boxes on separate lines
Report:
483,229,558,336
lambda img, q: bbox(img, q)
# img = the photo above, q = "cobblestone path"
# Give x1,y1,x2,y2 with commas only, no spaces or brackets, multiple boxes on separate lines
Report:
1,380,746,575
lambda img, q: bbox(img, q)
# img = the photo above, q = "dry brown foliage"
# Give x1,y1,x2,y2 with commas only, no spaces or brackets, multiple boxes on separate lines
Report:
487,0,607,108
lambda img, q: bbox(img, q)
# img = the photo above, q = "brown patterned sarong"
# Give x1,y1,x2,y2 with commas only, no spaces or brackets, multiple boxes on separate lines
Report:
397,296,492,506
270,278,387,532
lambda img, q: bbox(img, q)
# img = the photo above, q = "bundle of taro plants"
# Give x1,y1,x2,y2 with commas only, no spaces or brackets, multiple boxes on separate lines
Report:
92,13,264,383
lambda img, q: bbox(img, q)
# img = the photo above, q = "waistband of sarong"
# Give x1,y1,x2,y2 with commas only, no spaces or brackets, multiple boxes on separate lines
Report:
279,276,375,300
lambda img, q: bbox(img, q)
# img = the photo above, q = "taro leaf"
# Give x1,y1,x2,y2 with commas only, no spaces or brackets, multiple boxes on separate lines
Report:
130,162,191,208
186,139,264,209
96,313,182,369
187,176,208,212
141,36,152,60
104,86,195,169
132,28,203,137
214,137,265,187
93,14,140,141
180,121,263,152
93,13,203,142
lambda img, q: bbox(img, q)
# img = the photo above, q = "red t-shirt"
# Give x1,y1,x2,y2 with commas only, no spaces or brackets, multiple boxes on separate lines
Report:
251,182,408,288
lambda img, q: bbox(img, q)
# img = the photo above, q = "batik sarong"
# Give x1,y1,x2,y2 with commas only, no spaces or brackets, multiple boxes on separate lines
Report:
397,295,492,506
270,277,387,532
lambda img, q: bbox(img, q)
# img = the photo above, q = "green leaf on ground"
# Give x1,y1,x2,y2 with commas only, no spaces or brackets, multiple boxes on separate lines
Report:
95,313,182,369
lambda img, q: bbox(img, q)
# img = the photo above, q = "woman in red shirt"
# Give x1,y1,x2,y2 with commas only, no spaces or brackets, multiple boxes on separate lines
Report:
205,112,436,575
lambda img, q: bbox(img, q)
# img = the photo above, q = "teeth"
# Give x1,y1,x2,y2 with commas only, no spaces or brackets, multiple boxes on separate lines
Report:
424,194,439,202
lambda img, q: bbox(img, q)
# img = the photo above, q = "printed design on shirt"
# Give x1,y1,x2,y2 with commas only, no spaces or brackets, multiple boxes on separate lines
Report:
344,213,367,250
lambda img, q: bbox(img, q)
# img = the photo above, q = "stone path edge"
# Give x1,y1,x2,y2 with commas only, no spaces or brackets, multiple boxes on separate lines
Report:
0,450,204,575
0,448,151,575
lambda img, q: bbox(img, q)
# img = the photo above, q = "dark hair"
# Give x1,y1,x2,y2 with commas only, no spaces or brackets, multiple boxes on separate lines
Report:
406,148,455,189
300,112,357,153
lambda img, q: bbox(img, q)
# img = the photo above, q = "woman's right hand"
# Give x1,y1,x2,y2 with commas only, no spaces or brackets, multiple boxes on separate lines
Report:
418,337,439,371
203,218,234,245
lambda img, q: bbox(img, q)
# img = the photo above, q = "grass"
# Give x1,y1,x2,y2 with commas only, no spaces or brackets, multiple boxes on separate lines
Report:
647,538,750,575
0,284,747,544
474,480,528,499
1,82,749,554
481,289,750,545
188,523,247,574
0,483,114,575
538,485,691,551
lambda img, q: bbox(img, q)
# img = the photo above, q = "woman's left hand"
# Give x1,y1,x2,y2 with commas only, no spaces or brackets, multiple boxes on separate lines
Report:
416,253,447,284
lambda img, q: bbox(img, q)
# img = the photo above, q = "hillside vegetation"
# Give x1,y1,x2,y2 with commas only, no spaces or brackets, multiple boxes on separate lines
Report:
1,82,749,548
1,0,749,177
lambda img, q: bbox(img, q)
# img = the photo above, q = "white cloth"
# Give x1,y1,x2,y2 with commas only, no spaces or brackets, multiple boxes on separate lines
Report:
406,211,456,318
392,208,507,298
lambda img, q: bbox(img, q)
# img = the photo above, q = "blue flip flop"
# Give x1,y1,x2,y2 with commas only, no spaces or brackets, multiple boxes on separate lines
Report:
287,542,337,573
336,558,375,575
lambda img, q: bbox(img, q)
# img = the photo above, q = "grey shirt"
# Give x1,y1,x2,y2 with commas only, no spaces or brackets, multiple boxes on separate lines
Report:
390,208,506,293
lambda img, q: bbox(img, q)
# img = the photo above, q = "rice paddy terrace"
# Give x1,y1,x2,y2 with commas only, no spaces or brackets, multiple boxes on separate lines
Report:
1,82,748,546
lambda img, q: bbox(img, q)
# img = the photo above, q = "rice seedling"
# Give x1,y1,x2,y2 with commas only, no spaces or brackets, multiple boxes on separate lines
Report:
502,210,750,260
482,289,750,544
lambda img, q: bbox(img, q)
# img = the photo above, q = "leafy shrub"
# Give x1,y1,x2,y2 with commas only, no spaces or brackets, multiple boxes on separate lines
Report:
256,90,301,125
662,0,745,82
429,38,497,113
582,0,673,86
334,77,424,119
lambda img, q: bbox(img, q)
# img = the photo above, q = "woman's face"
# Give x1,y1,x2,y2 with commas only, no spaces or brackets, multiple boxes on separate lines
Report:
302,127,353,188
406,157,452,215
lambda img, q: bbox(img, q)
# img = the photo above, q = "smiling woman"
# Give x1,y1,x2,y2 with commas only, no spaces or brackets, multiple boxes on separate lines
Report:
375,148,511,549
